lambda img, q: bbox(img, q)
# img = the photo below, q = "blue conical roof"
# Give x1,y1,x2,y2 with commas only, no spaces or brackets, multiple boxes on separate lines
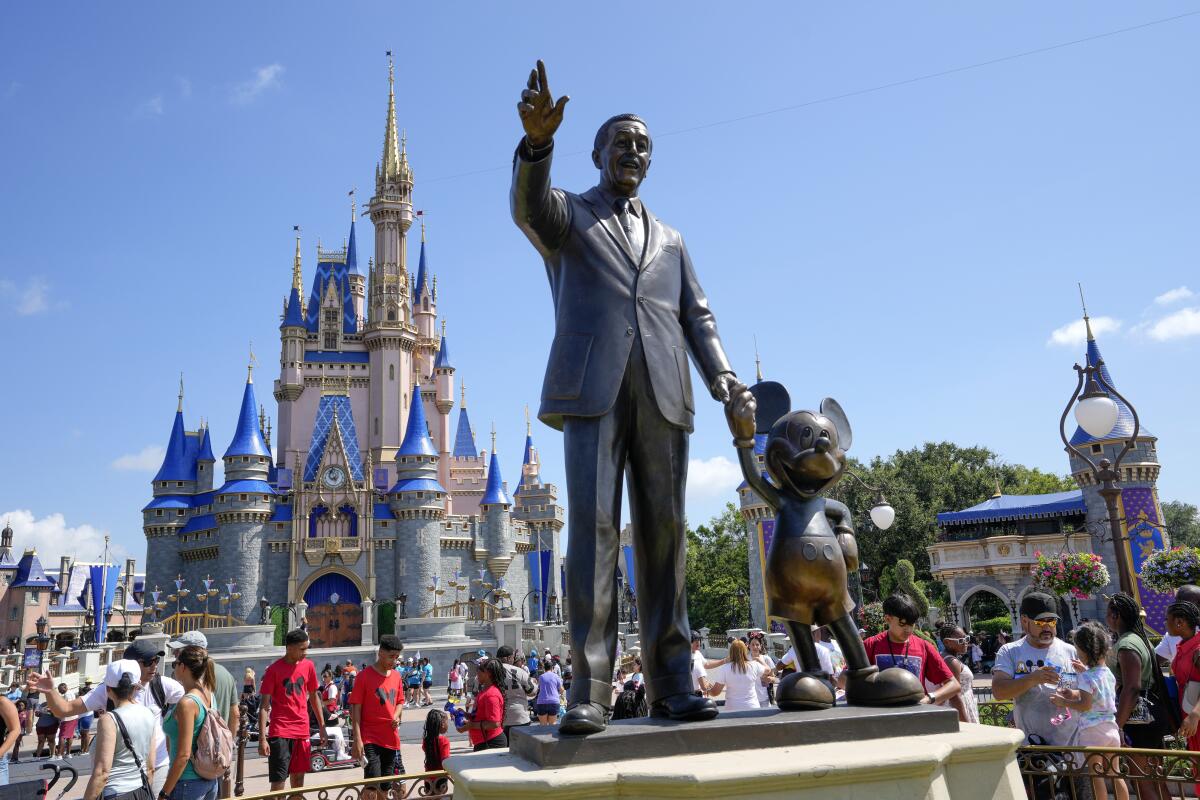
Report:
398,384,437,457
434,334,452,369
347,219,360,276
515,432,536,495
453,406,477,457
224,378,272,458
197,427,215,462
281,286,304,328
481,449,511,506
1069,326,1151,446
413,239,428,304
154,411,196,482
12,550,55,588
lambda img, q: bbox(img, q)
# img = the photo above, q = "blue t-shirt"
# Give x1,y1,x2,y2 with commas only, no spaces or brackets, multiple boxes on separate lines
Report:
422,663,433,682
536,670,563,705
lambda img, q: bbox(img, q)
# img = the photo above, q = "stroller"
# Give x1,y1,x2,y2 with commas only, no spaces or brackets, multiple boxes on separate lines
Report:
0,763,78,800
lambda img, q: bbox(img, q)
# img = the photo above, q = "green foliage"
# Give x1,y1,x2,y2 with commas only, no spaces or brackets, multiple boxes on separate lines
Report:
972,615,1012,635
966,592,1008,623
878,565,897,599
831,442,1075,599
685,502,751,632
859,601,885,635
894,560,930,618
1164,501,1200,549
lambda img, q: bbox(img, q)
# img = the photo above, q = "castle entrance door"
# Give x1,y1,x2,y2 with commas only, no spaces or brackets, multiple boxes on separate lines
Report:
302,572,363,649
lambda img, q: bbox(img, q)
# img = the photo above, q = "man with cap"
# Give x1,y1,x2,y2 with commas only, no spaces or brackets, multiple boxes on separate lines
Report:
992,591,1079,746
495,646,536,741
168,631,239,798
29,639,184,797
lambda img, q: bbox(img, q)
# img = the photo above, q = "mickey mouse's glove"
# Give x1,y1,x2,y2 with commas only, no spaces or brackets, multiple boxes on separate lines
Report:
723,381,757,448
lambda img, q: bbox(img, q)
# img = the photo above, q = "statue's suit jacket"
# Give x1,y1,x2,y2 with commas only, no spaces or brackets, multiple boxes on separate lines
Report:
510,141,733,431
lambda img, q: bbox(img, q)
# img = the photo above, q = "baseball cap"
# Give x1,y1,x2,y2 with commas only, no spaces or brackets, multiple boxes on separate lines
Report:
167,630,208,650
689,630,702,642
105,659,142,688
496,646,514,659
123,639,166,663
1020,592,1060,621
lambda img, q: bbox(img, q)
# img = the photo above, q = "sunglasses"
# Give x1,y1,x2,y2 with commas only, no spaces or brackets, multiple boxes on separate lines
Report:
945,637,970,644
139,657,159,666
1030,619,1057,629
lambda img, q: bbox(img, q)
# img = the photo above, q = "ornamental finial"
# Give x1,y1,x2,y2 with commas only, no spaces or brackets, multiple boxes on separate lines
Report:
177,373,185,413
753,334,763,383
1078,282,1095,342
248,341,257,382
525,404,531,436
461,382,467,409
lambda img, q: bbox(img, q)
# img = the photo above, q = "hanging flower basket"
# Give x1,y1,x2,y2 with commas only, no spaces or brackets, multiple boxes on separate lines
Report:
1032,551,1111,599
858,601,885,635
1140,547,1200,594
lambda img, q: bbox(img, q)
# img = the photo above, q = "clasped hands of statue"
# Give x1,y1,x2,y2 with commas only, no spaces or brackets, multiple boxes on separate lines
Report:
518,60,758,437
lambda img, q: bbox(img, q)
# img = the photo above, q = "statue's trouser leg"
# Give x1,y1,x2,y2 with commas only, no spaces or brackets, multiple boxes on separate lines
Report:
784,621,823,674
828,614,872,672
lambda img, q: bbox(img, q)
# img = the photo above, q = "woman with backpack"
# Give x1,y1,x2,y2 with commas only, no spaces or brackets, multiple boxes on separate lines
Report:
83,660,157,800
161,646,222,800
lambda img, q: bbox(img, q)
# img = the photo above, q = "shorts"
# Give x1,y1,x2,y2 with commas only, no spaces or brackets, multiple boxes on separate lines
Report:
35,723,58,735
472,731,508,752
1123,721,1168,749
1077,720,1121,748
57,720,79,741
422,681,432,689
363,743,403,790
267,737,312,783
534,703,559,718
77,715,94,732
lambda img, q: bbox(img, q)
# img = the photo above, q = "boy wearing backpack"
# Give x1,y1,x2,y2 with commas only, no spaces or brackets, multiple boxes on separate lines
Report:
258,629,328,793
349,636,405,800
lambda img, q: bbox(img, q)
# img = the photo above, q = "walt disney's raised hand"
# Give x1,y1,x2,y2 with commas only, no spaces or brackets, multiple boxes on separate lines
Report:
518,60,570,149
722,379,757,447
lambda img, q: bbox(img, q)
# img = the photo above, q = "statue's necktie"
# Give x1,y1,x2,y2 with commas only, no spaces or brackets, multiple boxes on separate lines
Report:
615,198,643,262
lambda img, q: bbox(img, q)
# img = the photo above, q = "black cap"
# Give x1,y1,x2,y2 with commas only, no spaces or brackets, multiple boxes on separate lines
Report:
1020,592,1059,621
690,630,701,642
496,645,514,659
124,639,166,663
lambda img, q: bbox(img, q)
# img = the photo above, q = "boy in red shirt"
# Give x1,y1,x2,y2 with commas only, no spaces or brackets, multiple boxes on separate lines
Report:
349,635,405,799
258,629,328,792
863,594,966,717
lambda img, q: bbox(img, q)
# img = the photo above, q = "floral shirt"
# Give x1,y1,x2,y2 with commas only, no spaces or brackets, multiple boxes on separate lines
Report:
1077,664,1117,727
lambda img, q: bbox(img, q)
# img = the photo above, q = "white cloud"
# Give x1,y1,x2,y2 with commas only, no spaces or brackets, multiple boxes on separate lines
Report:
0,509,126,569
1154,286,1194,306
112,445,166,472
686,455,744,504
135,94,164,117
0,277,50,315
1143,307,1200,342
231,64,284,105
1046,316,1121,347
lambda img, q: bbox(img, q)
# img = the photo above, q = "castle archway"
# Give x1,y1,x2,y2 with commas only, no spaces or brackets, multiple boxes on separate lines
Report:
300,570,364,649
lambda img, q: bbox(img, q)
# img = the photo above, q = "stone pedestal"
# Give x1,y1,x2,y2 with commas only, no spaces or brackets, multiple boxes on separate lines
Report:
447,709,1025,800
360,599,375,646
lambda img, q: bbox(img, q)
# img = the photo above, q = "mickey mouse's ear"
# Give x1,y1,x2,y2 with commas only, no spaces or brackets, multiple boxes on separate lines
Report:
749,381,790,434
820,397,852,451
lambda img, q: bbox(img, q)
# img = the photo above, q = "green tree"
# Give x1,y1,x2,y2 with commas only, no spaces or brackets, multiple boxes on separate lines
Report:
1164,500,1200,548
685,502,751,632
894,560,929,618
831,442,1075,599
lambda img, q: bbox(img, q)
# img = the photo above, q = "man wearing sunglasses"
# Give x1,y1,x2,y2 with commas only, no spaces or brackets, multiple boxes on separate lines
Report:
992,591,1079,746
29,639,183,797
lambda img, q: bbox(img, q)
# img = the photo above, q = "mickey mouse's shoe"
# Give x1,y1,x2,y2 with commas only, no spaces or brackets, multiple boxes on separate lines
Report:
649,692,719,722
844,665,924,706
776,671,835,711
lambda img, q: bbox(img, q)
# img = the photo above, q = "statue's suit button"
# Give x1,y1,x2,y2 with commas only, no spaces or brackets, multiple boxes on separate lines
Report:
626,326,634,336
637,296,646,304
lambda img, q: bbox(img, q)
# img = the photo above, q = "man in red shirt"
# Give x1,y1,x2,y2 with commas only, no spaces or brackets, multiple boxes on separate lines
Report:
258,629,328,792
349,635,405,799
863,594,965,716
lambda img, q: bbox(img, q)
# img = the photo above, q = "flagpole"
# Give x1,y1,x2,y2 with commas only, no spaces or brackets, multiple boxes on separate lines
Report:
99,535,110,645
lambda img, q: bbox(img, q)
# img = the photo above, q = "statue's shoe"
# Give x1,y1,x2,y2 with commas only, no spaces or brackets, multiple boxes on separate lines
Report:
844,665,924,706
776,671,835,711
558,702,609,735
649,692,719,721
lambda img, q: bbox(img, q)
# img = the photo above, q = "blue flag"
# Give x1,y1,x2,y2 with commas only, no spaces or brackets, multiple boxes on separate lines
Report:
89,565,121,644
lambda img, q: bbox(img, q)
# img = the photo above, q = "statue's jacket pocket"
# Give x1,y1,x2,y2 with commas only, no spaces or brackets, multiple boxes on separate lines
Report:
545,333,593,400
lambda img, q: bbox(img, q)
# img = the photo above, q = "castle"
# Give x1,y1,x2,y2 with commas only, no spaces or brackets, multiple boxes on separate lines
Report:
142,61,564,647
741,310,1172,633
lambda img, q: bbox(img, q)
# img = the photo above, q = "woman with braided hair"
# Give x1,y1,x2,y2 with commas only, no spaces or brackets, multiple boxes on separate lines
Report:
1167,600,1200,753
1107,593,1175,800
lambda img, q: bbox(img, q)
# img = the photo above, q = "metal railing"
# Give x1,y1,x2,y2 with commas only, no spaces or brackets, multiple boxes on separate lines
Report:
1017,745,1199,799
238,772,451,800
426,599,501,622
160,612,236,635
978,699,1013,728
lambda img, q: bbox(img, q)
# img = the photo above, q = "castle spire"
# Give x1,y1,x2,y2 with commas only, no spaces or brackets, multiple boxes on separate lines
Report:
398,383,437,457
224,371,271,459
1079,282,1095,342
753,335,763,382
292,227,303,293
414,235,428,304
380,52,400,182
177,373,185,413
481,427,511,507
434,319,452,370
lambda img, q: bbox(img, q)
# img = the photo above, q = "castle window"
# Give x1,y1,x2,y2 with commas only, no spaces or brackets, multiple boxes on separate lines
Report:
176,510,184,516
324,333,337,349
389,365,395,380
263,495,269,501
155,510,163,517
388,310,396,321
7,607,15,621
176,482,184,487
324,309,337,324
242,457,249,463
1091,444,1103,455
374,418,380,435
240,494,248,501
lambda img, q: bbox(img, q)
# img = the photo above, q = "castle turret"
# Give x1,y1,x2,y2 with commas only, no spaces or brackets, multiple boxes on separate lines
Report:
347,205,366,326
480,428,513,577
196,423,215,493
433,320,455,492
143,380,194,600
389,383,446,615
214,364,273,621
0,521,13,566
365,56,416,475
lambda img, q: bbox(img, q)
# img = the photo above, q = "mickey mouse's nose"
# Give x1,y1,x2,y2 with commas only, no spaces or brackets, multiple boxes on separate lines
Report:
814,433,832,454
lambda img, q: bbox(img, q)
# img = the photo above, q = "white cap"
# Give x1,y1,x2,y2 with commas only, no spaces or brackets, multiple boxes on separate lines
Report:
105,659,141,688
168,630,208,650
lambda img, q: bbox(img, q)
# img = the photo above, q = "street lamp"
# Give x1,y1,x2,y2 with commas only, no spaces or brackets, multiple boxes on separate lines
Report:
840,471,896,532
259,597,271,625
84,609,95,647
397,593,408,619
1058,359,1139,596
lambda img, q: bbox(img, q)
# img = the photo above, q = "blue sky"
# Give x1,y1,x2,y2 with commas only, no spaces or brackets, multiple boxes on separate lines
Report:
2,3,1199,568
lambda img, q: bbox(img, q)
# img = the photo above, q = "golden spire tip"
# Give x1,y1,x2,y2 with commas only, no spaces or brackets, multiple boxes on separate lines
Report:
177,373,184,412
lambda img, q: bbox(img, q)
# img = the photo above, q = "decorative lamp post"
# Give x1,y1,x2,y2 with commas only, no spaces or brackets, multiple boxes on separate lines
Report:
397,593,408,619
1008,589,1018,628
859,562,873,603
83,608,95,647
1058,358,1139,597
171,575,190,618
548,590,559,624
259,597,271,625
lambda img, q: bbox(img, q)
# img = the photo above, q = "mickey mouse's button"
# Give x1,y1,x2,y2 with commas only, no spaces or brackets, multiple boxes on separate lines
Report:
802,543,817,560
822,544,836,561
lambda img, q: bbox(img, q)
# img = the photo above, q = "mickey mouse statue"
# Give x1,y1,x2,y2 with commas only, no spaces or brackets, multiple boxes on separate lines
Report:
726,382,924,710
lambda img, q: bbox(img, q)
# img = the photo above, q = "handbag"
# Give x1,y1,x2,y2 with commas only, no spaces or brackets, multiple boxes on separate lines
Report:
1125,690,1155,726
109,710,154,800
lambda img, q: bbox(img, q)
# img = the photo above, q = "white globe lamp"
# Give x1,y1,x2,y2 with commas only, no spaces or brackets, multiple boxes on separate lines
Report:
1075,393,1118,438
869,502,896,530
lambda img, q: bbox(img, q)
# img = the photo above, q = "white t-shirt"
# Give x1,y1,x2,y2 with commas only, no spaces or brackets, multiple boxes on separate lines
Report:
1157,634,1180,662
781,646,839,676
690,650,707,691
752,655,775,705
714,661,765,712
449,667,463,690
993,636,1078,746
84,675,185,769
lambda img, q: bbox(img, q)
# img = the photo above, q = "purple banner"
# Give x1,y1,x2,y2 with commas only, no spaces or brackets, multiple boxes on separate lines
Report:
1122,486,1170,633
